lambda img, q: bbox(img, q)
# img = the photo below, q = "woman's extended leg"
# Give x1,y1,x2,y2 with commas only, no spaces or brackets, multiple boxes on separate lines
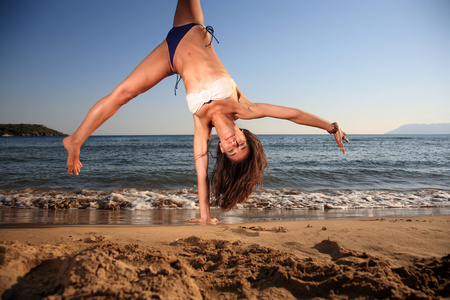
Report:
63,41,172,175
172,0,204,27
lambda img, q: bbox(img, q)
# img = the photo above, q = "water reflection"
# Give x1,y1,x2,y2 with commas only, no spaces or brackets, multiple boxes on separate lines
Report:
1,207,448,226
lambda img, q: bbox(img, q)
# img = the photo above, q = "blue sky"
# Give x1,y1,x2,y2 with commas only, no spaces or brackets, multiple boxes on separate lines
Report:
1,0,449,135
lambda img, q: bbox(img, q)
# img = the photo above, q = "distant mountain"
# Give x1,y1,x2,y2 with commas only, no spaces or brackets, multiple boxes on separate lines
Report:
385,123,450,135
0,124,66,137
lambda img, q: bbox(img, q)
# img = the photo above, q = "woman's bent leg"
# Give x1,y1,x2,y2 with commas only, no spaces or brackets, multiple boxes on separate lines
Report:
64,41,172,175
173,0,204,27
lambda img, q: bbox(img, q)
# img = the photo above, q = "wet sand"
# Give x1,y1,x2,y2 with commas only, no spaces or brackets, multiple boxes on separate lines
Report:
1,206,449,225
1,215,449,299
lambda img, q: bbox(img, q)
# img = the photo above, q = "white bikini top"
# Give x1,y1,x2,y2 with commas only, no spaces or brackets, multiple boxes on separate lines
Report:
186,77,236,115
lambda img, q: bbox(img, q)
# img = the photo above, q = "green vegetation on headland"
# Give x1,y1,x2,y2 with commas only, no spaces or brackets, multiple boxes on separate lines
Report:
0,124,66,137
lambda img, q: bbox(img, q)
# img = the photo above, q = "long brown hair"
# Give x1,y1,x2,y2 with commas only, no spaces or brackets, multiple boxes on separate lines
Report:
210,129,269,211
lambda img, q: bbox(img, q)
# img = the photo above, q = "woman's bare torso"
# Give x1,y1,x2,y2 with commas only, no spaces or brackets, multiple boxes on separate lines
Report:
172,26,228,91
171,25,250,123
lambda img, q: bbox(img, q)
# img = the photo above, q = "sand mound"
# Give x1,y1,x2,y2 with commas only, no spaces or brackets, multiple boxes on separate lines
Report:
1,236,448,299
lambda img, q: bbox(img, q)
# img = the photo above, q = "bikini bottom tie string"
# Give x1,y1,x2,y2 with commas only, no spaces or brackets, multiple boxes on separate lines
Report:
205,25,219,47
174,73,182,95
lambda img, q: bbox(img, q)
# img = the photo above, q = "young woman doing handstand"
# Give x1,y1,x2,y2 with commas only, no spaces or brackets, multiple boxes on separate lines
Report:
64,0,349,223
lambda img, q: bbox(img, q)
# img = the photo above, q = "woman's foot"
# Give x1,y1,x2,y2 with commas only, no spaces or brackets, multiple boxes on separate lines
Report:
63,135,82,175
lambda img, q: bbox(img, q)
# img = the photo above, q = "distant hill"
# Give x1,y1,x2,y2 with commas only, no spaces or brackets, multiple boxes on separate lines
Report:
0,124,66,137
385,123,450,134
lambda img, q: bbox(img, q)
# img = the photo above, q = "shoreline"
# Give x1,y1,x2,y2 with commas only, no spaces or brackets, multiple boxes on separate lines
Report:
1,215,448,299
1,206,449,226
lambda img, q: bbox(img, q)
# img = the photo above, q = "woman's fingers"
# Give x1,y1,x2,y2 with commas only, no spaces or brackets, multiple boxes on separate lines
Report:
342,131,349,143
189,217,219,224
334,128,348,154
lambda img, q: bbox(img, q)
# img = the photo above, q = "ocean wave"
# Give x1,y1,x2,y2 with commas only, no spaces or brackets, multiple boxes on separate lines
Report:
1,189,448,211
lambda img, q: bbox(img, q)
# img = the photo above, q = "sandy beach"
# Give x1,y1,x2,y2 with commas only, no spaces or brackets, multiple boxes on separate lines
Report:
1,215,449,299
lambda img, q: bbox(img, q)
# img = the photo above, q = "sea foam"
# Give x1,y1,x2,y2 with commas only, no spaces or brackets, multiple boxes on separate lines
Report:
1,189,448,211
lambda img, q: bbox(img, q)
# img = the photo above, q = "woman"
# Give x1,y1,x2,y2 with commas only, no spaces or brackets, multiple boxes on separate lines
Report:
63,0,349,223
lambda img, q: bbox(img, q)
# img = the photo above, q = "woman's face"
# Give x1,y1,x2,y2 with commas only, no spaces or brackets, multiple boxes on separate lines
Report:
219,128,250,161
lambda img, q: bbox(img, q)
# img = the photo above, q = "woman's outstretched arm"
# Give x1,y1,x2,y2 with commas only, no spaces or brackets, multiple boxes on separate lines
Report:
236,94,349,153
190,115,217,224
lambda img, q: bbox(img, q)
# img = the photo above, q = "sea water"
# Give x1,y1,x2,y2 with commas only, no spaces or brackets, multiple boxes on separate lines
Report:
0,135,449,224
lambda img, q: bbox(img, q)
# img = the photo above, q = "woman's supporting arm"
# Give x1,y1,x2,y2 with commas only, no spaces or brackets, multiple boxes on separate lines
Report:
189,115,218,223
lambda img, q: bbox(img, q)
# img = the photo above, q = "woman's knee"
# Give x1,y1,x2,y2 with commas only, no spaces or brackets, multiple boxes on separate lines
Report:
112,84,142,106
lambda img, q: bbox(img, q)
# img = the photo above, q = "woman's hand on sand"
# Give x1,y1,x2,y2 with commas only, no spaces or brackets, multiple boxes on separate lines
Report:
63,136,82,175
334,126,349,154
189,217,219,224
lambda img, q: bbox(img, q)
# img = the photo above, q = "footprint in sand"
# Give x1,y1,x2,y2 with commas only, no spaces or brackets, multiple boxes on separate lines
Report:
231,226,288,237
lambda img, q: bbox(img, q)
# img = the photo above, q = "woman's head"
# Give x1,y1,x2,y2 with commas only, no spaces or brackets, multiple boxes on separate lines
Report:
210,129,269,211
217,125,250,161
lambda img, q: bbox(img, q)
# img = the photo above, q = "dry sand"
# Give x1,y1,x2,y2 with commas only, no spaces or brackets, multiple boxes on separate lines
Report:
0,215,449,299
